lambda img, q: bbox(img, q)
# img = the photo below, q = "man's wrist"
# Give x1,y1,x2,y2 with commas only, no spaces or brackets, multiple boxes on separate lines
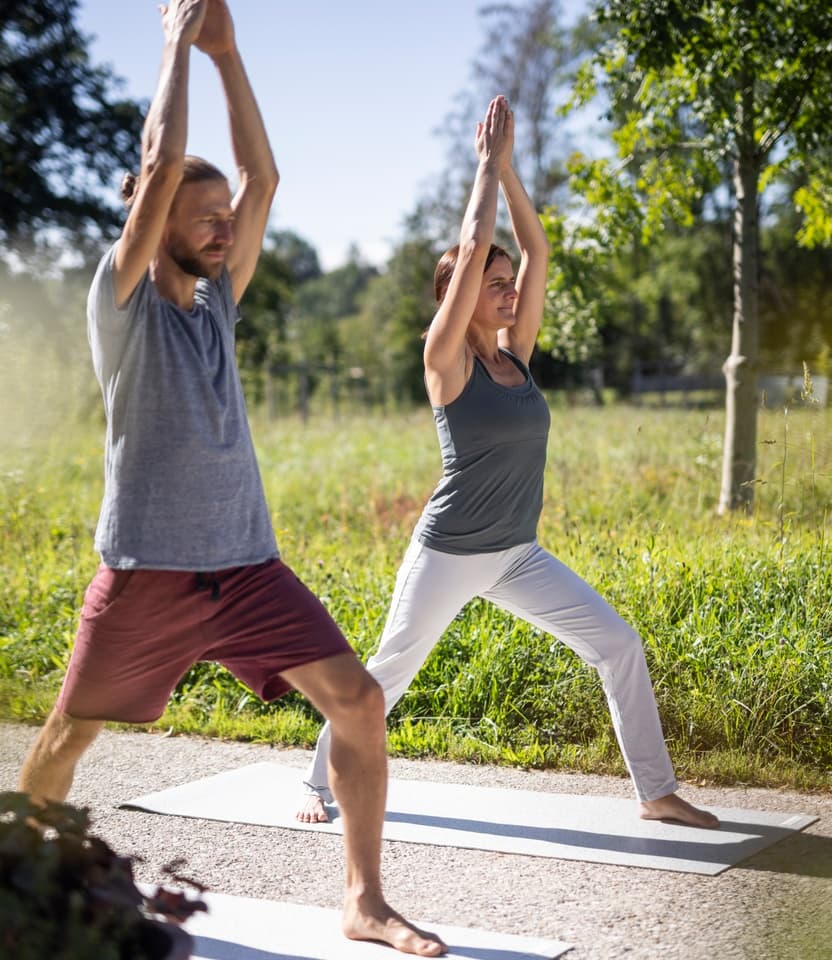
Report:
164,33,195,58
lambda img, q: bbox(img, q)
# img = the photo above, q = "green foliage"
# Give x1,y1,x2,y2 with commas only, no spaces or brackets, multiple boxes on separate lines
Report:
537,209,602,364
2,405,831,787
289,252,378,374
0,0,144,255
346,238,438,405
541,203,734,386
759,182,832,373
0,792,205,960
795,168,832,249
239,235,436,412
574,0,832,246
236,230,323,406
556,0,832,509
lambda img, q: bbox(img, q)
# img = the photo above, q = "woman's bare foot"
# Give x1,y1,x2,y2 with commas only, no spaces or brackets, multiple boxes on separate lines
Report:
639,792,720,829
343,891,446,956
296,792,330,823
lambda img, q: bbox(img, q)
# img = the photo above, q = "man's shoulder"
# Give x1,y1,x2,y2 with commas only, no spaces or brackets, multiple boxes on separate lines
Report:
91,241,118,280
88,240,155,328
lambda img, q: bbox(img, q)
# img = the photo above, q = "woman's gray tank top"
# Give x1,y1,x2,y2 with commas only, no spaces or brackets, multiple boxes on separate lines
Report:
414,349,550,555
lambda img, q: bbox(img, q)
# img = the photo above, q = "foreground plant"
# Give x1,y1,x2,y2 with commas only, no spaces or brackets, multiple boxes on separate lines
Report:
0,791,206,960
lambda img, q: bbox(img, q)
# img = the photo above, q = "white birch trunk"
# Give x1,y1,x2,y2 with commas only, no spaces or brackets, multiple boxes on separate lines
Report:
718,136,760,514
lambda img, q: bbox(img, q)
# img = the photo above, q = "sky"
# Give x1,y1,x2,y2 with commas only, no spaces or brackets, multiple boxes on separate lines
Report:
77,1,587,271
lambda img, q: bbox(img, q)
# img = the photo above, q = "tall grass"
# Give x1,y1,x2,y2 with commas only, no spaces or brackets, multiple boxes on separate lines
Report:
1,401,830,789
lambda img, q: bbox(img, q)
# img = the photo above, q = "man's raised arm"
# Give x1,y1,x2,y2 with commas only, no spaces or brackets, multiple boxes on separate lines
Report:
113,0,207,308
196,0,279,303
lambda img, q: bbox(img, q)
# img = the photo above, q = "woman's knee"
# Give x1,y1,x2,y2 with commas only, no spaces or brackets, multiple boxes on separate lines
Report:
595,623,646,670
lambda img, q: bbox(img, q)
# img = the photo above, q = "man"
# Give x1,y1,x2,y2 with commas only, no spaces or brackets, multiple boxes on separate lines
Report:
18,2,444,954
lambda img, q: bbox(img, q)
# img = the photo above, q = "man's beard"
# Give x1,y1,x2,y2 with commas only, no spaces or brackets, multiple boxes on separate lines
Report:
167,238,224,280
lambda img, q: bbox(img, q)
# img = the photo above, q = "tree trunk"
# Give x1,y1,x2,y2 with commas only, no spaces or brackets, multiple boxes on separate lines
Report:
719,106,760,513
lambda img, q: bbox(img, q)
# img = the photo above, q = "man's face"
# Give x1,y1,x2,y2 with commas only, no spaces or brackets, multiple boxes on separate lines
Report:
163,178,234,280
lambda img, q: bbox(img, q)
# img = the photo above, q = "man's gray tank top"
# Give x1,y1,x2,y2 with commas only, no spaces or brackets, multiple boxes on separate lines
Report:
87,243,278,570
414,349,550,554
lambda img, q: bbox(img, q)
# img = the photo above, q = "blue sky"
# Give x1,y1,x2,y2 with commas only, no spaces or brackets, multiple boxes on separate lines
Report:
78,1,587,270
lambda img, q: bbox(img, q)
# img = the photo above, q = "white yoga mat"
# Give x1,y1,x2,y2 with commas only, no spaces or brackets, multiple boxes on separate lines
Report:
123,762,818,876
181,889,571,960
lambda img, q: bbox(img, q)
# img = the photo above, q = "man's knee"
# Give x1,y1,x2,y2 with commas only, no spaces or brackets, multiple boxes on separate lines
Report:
328,665,384,726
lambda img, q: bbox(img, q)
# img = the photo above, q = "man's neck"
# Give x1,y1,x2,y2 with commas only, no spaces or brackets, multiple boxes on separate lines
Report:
150,259,199,311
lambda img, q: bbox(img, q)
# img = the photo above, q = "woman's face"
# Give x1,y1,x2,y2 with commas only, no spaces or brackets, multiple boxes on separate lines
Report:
472,255,517,329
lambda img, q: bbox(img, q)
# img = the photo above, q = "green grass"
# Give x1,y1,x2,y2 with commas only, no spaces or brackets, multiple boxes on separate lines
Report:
1,401,830,791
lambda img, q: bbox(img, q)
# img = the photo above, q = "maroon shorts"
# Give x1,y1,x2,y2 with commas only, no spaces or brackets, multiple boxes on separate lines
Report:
56,558,354,723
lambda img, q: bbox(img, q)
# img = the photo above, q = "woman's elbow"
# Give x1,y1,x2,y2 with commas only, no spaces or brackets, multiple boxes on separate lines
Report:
532,225,551,256
525,232,550,263
264,162,280,198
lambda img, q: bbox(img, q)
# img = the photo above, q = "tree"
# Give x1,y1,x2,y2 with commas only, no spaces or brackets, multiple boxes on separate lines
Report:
472,0,573,208
347,237,439,406
565,0,832,511
266,229,322,286
236,230,323,411
416,0,582,243
758,176,832,375
0,0,144,257
286,248,378,412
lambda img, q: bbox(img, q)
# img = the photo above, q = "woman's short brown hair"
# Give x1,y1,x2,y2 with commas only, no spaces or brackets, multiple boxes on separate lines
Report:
433,242,511,303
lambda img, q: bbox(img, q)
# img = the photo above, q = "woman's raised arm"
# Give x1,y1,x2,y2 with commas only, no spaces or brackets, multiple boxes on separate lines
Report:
497,161,550,365
423,96,513,405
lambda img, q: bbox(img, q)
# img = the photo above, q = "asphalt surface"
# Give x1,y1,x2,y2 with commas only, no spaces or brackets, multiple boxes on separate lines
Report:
2,722,830,959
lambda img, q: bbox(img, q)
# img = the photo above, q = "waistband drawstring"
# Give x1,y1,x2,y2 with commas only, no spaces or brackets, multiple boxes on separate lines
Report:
195,571,221,601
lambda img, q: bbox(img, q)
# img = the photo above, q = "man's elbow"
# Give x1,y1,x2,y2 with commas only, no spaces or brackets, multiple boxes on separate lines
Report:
140,150,184,193
244,162,279,203
141,126,185,176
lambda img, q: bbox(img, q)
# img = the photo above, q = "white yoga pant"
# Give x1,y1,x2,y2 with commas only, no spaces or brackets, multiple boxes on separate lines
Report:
304,538,678,802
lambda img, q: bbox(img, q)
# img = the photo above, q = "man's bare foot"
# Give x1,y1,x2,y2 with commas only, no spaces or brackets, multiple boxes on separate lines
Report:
639,792,720,829
296,792,330,823
343,892,446,956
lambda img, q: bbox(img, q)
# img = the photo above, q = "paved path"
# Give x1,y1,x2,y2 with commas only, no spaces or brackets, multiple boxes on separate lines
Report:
2,722,830,959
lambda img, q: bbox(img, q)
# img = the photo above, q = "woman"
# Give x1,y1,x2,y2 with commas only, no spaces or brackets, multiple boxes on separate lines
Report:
298,96,718,831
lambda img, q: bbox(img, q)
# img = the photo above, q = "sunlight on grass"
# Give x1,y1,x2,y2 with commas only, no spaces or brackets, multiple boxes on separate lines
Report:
2,403,830,789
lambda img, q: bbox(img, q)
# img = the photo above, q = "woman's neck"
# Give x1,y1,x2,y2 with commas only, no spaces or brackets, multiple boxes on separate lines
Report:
466,329,502,365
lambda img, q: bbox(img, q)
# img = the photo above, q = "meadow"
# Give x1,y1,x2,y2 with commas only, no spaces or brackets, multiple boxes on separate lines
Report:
1,398,830,790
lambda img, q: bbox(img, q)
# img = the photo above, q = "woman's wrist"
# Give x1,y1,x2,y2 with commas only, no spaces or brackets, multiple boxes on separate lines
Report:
210,46,240,71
